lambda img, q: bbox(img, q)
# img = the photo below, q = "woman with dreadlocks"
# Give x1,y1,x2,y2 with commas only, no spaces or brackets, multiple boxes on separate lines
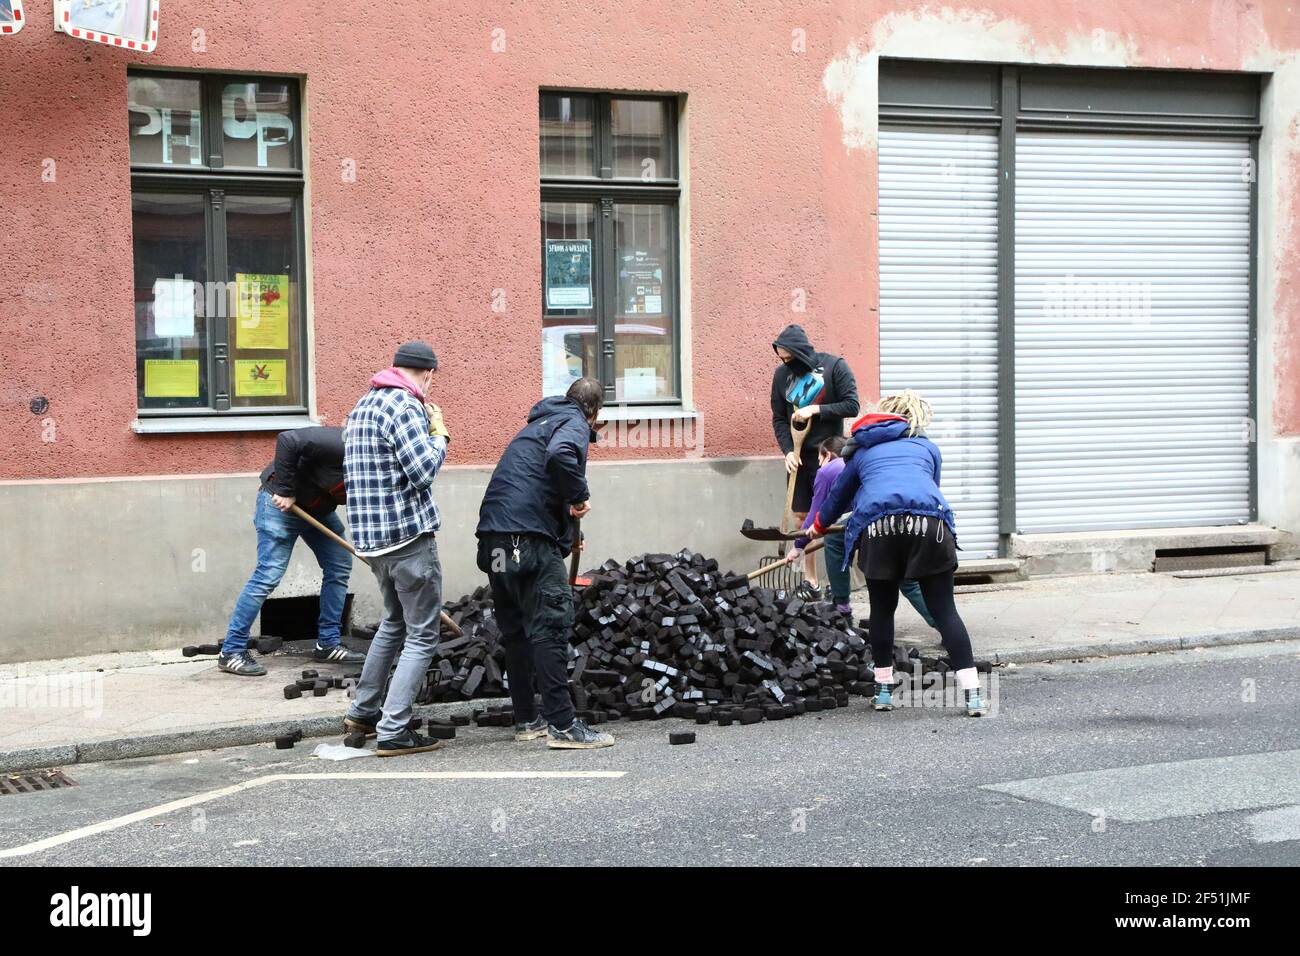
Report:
811,391,987,716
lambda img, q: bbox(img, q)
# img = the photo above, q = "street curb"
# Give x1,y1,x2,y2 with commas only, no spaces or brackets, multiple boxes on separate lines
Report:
988,626,1300,665
3,626,1299,774
0,699,490,775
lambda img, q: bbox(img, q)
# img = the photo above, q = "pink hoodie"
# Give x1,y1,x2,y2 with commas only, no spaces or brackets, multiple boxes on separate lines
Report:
370,367,425,401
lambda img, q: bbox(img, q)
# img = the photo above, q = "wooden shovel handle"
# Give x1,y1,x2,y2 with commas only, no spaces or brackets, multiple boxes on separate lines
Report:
781,413,813,534
748,538,826,582
289,503,463,637
569,517,582,586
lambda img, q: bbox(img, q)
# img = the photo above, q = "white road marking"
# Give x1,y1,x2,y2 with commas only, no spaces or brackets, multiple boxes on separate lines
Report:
1246,804,1300,844
983,749,1300,823
0,770,626,860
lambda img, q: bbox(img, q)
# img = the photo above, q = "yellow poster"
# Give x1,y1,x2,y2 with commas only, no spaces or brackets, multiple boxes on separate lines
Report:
235,273,289,350
143,359,201,399
234,359,288,398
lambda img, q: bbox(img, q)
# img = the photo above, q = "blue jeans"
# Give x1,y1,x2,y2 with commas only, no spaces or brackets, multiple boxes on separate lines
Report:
823,532,851,605
224,491,353,653
347,533,443,740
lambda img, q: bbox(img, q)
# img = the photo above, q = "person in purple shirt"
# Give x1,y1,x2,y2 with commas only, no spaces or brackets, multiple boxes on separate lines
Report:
787,437,848,607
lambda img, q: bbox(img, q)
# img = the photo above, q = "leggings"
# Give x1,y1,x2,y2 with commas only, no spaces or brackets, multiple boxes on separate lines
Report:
866,570,975,672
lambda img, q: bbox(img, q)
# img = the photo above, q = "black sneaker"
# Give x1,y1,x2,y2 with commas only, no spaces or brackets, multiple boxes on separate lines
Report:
514,715,548,741
313,643,365,664
794,581,820,602
376,729,446,757
217,651,266,677
343,711,380,738
547,718,615,750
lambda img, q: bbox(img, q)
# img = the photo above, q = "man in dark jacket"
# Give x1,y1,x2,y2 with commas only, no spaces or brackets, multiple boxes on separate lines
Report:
219,426,363,676
770,324,860,593
770,325,861,507
476,377,614,750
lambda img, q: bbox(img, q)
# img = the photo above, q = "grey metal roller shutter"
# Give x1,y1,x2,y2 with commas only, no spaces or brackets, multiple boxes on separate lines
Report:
879,127,1001,557
1014,133,1252,532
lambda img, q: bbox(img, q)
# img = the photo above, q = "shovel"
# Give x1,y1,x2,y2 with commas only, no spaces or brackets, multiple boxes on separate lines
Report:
740,518,845,542
780,413,812,534
289,503,463,637
569,517,591,588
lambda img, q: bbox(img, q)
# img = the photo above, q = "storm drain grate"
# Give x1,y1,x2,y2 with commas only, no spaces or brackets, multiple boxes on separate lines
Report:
0,770,77,795
1153,546,1268,573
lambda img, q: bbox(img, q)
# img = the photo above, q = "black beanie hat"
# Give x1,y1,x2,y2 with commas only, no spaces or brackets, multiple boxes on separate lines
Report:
393,341,438,370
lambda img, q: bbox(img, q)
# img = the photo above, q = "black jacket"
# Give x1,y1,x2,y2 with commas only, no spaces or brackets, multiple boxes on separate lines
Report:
770,324,860,454
259,426,346,516
477,397,594,550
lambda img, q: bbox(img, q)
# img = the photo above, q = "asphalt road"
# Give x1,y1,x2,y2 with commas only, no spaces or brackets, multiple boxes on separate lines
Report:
2,641,1298,867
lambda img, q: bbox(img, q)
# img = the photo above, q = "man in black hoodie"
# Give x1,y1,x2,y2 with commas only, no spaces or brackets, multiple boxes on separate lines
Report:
476,377,614,750
771,323,860,510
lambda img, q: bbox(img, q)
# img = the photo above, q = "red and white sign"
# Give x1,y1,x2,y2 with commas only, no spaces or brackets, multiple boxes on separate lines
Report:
0,1,26,36
54,0,159,53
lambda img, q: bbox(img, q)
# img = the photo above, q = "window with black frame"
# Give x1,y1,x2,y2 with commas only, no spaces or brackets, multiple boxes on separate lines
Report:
128,72,306,416
540,92,681,405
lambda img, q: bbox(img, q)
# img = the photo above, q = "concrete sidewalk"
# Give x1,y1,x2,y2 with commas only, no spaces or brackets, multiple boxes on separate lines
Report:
3,567,1298,773
874,562,1300,661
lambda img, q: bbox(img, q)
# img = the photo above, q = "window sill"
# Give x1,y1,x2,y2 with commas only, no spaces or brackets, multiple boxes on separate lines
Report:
596,406,699,423
132,414,318,435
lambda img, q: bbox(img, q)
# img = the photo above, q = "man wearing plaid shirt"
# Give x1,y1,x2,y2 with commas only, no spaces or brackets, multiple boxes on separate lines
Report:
342,341,452,756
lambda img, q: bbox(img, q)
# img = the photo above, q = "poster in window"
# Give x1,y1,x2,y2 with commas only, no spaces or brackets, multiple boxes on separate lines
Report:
235,273,290,350
620,251,663,314
545,239,593,309
622,367,659,402
143,359,200,399
541,327,584,396
234,359,288,398
152,277,196,338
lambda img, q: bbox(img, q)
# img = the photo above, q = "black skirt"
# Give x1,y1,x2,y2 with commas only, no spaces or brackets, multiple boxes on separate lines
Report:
856,512,957,581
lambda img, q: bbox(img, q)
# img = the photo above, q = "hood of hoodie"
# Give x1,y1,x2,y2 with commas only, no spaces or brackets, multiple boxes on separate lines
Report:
527,395,578,422
772,324,817,371
370,367,425,401
843,413,910,457
527,395,599,441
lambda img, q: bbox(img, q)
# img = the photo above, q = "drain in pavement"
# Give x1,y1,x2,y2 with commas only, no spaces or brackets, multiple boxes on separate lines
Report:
0,769,77,795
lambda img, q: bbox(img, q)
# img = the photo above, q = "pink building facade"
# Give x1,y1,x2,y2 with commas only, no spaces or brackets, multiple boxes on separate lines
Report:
1,0,1298,660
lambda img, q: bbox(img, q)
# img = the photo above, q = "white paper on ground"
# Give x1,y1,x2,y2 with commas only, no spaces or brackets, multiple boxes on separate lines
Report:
312,742,374,760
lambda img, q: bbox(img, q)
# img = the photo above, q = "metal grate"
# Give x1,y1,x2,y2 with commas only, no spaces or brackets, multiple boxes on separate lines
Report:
1154,547,1268,573
750,546,805,592
0,770,77,795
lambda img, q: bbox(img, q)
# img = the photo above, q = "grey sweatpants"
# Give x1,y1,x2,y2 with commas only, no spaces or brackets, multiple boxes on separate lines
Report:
348,533,443,740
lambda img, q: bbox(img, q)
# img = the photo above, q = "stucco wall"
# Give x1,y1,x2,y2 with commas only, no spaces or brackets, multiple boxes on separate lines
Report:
2,2,1297,473
2,1,1300,585
0,0,877,481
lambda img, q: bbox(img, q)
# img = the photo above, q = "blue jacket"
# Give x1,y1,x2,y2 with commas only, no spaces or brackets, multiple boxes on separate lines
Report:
477,396,594,550
814,414,956,570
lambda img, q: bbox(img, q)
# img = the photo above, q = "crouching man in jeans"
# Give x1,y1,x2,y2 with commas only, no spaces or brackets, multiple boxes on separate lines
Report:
219,425,363,676
342,341,451,757
476,377,614,750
